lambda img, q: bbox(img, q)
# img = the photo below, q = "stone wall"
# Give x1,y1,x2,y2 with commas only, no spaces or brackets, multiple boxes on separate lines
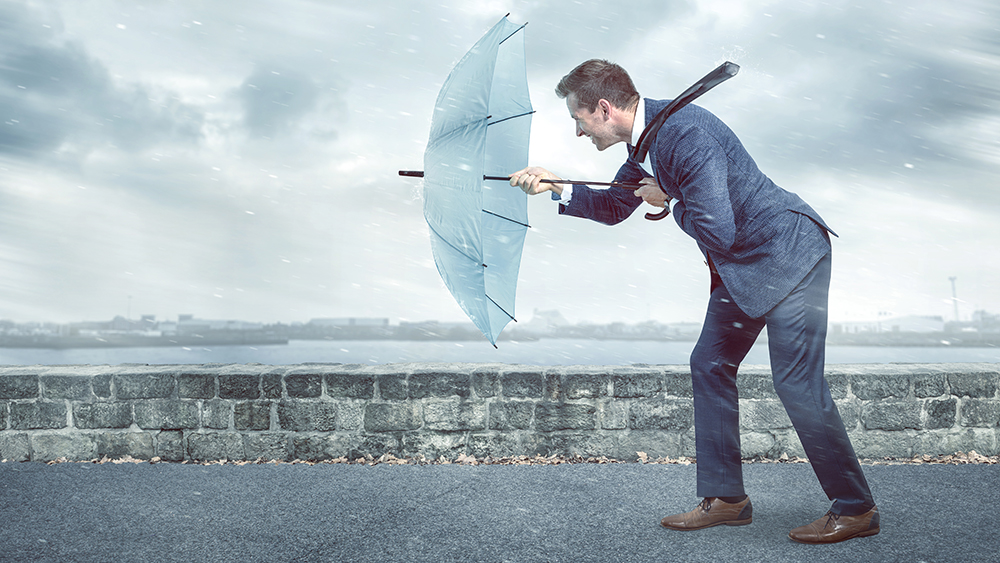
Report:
1,363,997,463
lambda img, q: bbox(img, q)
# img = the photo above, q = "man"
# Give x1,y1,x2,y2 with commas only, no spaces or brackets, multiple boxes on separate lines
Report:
509,59,878,544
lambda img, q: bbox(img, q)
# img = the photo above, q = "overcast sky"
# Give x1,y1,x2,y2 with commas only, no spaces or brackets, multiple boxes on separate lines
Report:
1,0,998,329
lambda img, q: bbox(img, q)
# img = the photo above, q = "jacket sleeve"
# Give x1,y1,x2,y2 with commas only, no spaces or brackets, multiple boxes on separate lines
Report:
558,158,647,225
664,125,737,254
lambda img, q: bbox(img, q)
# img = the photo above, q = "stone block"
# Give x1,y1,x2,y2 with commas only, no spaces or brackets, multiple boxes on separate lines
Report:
535,402,597,432
852,374,909,400
924,398,957,430
11,402,67,430
739,400,792,431
188,432,245,461
423,399,486,432
501,370,544,398
134,400,200,430
960,399,1000,428
41,376,91,400
661,371,694,398
467,432,521,459
156,430,185,461
471,367,500,398
202,399,231,430
836,400,862,431
292,433,398,461
737,371,776,400
0,375,39,399
825,372,849,401
612,370,663,398
629,399,694,431
914,428,998,456
600,400,628,430
243,433,290,461
400,432,468,459
863,401,922,431
612,431,683,460
740,431,777,458
278,401,337,431
97,432,154,459
536,432,616,458
116,374,175,399
0,432,30,462
949,372,997,398
32,433,96,462
377,374,407,400
849,430,913,459
364,402,421,432
409,368,470,399
178,374,215,399
544,372,560,402
93,374,112,399
219,374,260,399
325,372,374,399
680,427,698,457
560,372,608,400
234,401,272,431
913,373,947,398
770,429,806,458
336,402,364,431
74,402,132,429
489,401,534,430
286,373,322,398
262,374,283,399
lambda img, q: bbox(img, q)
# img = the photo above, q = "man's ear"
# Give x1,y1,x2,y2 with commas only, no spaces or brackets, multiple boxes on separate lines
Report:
597,98,613,120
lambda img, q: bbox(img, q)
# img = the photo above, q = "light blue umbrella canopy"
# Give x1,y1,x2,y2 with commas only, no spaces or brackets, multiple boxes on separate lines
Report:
421,16,532,346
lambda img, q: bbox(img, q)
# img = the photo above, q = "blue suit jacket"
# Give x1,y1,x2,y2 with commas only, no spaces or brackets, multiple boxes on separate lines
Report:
560,98,836,319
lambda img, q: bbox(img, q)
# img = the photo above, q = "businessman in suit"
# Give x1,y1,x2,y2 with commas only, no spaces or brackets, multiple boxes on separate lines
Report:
510,59,878,544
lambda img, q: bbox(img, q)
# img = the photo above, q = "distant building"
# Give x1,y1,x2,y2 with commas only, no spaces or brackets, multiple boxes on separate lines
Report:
832,315,945,334
309,318,390,328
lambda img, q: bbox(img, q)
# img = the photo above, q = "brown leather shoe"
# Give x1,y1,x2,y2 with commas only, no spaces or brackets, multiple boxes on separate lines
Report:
788,506,880,544
660,497,753,531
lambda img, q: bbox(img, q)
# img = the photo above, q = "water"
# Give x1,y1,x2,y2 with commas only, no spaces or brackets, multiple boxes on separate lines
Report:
1,339,999,366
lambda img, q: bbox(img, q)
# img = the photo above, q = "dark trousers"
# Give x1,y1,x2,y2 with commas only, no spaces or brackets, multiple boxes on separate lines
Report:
690,252,874,516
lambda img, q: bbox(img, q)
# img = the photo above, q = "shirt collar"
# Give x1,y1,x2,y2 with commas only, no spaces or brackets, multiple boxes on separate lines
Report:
629,97,646,147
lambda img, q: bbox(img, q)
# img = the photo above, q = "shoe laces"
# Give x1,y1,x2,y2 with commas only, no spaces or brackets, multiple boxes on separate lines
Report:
699,498,714,512
823,511,840,529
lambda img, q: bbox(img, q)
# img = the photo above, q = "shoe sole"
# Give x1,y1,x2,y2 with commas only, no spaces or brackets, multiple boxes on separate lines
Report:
661,518,752,531
787,527,880,544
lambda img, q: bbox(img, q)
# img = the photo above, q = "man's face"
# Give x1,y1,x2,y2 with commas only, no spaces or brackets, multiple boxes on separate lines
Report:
566,92,615,151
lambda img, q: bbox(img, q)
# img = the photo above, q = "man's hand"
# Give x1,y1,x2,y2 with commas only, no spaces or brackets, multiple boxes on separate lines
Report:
509,166,564,196
634,177,670,208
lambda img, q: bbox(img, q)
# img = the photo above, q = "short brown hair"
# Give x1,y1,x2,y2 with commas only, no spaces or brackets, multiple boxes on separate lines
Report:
555,59,639,112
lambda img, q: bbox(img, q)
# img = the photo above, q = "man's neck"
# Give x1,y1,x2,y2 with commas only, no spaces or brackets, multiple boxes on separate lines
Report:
628,97,644,147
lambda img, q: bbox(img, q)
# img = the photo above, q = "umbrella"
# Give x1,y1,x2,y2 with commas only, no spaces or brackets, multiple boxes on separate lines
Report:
399,15,738,346
408,15,534,347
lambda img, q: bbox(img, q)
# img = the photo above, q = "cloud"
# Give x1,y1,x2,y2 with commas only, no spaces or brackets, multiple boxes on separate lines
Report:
238,66,322,138
0,2,203,161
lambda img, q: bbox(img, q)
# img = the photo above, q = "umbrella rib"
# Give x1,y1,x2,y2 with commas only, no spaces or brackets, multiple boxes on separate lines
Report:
487,110,535,127
499,22,527,45
486,294,516,322
482,209,529,228
427,222,486,268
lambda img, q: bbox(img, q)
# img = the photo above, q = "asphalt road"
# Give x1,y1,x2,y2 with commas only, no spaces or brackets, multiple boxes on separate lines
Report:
1,461,997,562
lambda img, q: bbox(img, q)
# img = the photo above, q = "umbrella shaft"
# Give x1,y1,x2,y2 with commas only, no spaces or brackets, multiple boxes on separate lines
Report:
399,170,641,190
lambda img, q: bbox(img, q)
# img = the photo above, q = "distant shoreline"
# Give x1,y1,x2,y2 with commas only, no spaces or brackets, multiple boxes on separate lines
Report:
1,333,997,350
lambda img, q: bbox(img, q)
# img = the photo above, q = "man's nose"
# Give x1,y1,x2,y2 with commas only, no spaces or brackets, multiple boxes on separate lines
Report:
575,123,586,137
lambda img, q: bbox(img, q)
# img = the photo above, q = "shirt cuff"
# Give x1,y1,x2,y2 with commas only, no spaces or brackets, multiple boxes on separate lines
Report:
551,183,573,206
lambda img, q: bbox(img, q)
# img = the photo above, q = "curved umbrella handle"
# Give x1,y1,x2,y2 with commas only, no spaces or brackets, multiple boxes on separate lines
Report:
644,208,670,221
